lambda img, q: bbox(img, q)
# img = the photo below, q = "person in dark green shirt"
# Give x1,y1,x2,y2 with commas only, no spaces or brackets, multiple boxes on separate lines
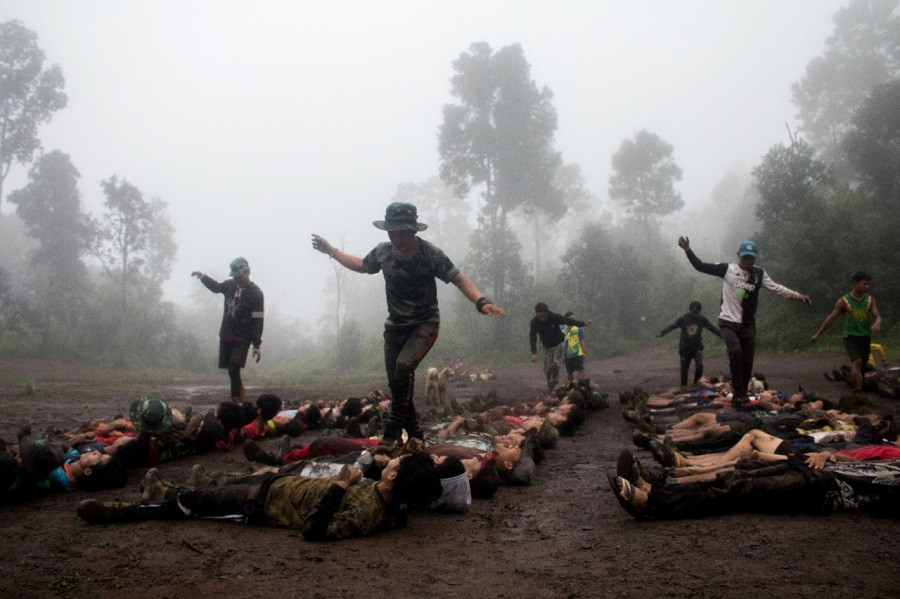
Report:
77,452,441,542
811,271,882,395
312,203,505,446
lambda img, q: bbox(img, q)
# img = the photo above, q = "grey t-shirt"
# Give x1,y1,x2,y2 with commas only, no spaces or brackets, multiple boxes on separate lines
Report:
362,238,459,328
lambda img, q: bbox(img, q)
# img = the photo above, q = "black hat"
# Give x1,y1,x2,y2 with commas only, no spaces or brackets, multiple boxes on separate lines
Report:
373,203,428,232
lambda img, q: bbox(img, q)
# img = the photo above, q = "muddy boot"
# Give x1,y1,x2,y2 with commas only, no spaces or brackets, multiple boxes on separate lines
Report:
242,440,282,466
140,468,181,505
379,424,402,451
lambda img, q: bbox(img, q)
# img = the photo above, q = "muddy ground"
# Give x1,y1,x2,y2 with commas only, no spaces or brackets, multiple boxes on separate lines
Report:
0,347,897,598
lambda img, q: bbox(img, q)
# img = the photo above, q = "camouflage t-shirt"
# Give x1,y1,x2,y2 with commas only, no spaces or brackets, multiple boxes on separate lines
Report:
362,238,459,328
263,476,395,539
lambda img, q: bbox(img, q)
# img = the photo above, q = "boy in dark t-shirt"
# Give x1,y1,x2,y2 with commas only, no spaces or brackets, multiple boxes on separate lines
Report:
657,301,722,388
312,203,505,445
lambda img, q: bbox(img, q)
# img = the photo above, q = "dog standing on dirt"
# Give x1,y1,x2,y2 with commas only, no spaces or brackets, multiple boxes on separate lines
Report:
425,366,452,409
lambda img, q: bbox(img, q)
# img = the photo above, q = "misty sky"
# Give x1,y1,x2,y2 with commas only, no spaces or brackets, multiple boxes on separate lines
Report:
2,1,846,321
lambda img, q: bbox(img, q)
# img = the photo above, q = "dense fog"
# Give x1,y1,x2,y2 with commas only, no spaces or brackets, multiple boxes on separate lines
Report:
1,1,896,376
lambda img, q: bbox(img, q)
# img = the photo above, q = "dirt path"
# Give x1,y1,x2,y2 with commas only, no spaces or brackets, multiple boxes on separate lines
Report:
0,349,897,598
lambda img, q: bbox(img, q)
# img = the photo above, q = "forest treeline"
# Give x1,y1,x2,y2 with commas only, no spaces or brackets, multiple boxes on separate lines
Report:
0,1,898,379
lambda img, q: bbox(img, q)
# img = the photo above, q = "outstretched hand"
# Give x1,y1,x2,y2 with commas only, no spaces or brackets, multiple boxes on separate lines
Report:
677,236,690,251
481,303,506,317
804,451,834,469
311,234,334,257
191,271,203,278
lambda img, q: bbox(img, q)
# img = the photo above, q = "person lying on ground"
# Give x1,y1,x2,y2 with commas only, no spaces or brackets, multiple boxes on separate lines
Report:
1,433,126,502
238,394,283,441
638,415,898,483
827,364,900,399
242,436,501,500
77,452,442,541
609,453,900,520
180,401,249,453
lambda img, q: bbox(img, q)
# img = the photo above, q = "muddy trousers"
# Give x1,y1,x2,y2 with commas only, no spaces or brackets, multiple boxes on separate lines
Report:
679,349,704,387
173,473,277,522
719,321,755,399
541,343,564,391
646,461,833,519
382,322,439,441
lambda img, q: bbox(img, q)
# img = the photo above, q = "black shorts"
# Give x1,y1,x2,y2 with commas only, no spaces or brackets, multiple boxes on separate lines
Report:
219,338,251,369
844,335,871,364
564,356,585,374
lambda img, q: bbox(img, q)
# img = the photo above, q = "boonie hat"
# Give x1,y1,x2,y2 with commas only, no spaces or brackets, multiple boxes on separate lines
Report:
373,202,428,232
737,240,758,258
229,257,250,277
130,396,173,434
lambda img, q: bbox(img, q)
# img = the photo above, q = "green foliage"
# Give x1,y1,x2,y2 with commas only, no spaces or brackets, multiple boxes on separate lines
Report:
0,20,68,207
609,130,683,221
752,139,834,229
439,42,563,309
7,150,90,267
843,78,900,209
559,220,701,356
791,0,900,165
7,151,92,349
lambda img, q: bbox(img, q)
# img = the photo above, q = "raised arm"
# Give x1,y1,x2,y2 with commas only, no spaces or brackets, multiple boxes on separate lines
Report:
192,271,224,293
311,234,366,273
678,236,727,278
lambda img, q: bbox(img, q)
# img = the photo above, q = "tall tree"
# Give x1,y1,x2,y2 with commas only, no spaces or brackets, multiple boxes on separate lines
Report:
843,78,900,209
439,42,563,309
752,138,833,229
0,20,67,210
8,150,89,269
791,0,900,165
522,162,589,277
608,130,684,222
7,150,90,347
93,176,152,316
143,196,177,299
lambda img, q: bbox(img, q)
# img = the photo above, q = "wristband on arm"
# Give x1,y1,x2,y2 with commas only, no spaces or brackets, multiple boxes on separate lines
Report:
475,297,491,313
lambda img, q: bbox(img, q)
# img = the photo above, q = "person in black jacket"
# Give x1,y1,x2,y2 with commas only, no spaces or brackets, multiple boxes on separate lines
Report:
529,303,592,392
192,257,265,403
657,301,722,388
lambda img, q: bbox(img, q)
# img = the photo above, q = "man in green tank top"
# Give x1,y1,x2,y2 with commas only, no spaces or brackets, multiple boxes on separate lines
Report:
811,271,882,395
